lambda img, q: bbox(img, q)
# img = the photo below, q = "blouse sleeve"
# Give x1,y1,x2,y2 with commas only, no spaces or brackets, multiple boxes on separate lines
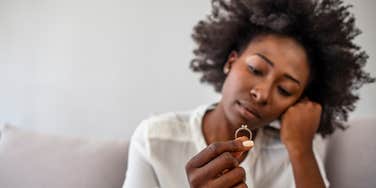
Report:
122,121,160,188
313,137,331,188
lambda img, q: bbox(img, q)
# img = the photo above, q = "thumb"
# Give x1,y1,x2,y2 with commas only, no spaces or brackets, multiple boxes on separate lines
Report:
232,136,254,161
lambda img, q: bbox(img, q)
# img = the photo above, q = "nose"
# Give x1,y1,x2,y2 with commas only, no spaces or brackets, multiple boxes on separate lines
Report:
250,84,271,106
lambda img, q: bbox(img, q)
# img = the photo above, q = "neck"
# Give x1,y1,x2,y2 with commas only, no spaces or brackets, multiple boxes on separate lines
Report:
202,102,259,145
202,103,238,144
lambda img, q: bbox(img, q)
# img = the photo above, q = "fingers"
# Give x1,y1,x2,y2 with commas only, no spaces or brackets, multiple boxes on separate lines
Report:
235,136,251,142
232,137,254,160
199,152,239,179
185,137,254,188
187,137,253,169
210,167,247,188
232,182,248,188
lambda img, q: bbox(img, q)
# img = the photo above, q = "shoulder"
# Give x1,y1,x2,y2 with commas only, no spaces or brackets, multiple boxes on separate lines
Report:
134,104,212,142
131,109,196,143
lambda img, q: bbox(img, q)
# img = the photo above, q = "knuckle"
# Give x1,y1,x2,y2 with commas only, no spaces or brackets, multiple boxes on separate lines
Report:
288,106,296,111
188,172,201,187
234,183,248,188
185,161,193,171
230,140,242,150
207,143,220,156
204,180,214,188
240,183,248,188
223,152,238,167
237,167,246,178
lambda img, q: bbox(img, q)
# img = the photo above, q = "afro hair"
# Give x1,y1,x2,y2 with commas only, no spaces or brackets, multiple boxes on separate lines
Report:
190,0,375,136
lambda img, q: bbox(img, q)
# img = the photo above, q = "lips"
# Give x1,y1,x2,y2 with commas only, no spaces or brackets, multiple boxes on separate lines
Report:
236,100,262,119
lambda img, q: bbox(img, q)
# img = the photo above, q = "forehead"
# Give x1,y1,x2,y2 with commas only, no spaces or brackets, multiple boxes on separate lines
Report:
241,34,310,85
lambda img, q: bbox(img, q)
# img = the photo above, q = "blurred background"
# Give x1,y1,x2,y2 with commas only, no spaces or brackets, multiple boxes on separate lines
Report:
0,0,375,139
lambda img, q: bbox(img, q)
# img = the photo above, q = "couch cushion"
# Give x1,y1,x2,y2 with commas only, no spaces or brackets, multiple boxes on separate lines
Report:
325,117,376,188
0,125,129,188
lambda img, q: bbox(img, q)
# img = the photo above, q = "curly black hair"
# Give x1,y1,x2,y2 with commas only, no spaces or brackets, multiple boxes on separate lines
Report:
190,0,375,136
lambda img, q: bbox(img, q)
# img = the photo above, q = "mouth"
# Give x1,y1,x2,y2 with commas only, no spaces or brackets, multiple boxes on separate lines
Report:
236,100,262,120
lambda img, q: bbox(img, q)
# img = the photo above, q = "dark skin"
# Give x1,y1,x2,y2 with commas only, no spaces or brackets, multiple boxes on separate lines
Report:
185,34,326,188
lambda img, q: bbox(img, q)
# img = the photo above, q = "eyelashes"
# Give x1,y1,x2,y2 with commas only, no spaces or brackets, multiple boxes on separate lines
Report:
247,65,292,97
278,86,292,96
247,65,263,76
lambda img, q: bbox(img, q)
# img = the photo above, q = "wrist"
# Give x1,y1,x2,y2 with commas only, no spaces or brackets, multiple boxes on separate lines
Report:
286,143,314,160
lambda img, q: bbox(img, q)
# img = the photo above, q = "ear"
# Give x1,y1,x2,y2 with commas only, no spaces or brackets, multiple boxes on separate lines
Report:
223,51,239,74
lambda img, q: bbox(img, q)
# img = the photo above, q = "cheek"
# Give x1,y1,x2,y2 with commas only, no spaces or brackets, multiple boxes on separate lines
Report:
223,70,251,94
267,98,296,118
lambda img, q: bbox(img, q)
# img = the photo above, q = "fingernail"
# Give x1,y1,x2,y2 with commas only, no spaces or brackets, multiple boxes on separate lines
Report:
242,140,254,147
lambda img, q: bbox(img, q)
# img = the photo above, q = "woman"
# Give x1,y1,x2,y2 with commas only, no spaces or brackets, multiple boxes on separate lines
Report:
124,0,374,187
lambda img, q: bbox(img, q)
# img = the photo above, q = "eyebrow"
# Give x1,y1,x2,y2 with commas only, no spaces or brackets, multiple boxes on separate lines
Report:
255,53,301,86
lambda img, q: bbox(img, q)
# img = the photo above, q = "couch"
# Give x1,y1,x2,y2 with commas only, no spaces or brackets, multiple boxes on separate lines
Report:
0,124,129,188
0,117,375,188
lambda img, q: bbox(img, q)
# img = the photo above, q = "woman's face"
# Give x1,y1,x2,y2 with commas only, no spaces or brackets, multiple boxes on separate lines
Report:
221,34,310,129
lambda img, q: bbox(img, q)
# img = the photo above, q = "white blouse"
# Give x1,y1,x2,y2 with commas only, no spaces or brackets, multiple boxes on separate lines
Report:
123,104,329,188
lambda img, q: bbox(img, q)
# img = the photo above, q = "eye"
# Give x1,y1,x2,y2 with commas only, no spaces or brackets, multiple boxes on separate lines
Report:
247,65,263,76
278,86,292,97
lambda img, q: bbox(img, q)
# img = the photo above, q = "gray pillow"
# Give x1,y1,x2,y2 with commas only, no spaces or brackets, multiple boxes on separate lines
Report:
0,125,129,188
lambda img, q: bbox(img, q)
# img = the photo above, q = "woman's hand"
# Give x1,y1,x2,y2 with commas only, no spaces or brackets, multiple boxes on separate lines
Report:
280,97,326,188
280,97,322,154
185,137,253,188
